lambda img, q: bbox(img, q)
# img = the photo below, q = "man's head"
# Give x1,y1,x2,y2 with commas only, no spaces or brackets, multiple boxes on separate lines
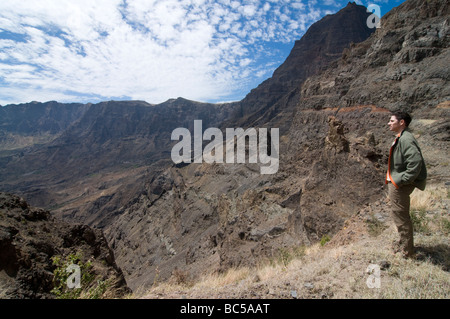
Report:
389,111,411,134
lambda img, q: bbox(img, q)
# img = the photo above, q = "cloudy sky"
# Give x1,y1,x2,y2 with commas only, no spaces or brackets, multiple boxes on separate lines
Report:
0,0,404,106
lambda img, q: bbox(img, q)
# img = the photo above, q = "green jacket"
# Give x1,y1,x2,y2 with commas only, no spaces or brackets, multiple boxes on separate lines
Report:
387,129,427,190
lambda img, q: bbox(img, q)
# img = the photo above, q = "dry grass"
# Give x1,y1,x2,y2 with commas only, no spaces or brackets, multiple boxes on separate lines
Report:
410,184,450,236
410,184,449,213
139,229,449,299
138,184,450,299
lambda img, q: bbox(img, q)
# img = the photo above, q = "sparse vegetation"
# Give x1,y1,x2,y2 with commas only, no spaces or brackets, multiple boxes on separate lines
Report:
366,215,388,237
137,185,449,299
169,267,193,287
51,252,110,299
273,246,307,268
435,214,450,235
410,185,450,235
138,226,449,299
410,209,430,234
51,253,93,299
320,234,331,246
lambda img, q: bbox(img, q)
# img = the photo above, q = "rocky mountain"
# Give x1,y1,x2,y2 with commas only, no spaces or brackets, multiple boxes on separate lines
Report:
0,192,130,298
225,2,375,134
0,0,448,295
0,101,89,150
0,98,237,223
99,3,387,290
101,0,449,291
0,4,375,231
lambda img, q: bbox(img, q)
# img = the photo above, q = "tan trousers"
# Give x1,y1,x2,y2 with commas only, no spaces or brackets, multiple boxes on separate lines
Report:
388,183,416,256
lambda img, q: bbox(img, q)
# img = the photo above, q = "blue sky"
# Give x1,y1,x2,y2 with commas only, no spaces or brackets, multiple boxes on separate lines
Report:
0,0,406,106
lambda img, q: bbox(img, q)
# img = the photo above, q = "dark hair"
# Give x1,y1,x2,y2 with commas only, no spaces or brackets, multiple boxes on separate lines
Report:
391,111,412,127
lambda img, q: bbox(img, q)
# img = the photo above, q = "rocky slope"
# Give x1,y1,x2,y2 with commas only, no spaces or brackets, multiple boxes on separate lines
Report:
103,0,449,291
0,192,130,298
141,206,450,300
224,2,375,135
0,0,448,295
0,98,237,222
140,185,450,299
101,4,387,290
103,112,388,290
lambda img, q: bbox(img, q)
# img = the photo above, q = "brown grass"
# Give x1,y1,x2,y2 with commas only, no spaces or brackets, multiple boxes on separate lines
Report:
137,184,449,299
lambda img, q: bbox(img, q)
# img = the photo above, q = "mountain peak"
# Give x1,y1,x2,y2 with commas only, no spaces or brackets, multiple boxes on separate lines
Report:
232,2,375,132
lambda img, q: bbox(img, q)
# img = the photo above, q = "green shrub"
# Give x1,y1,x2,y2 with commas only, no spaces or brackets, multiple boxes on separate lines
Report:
87,279,110,299
51,252,107,299
410,209,430,234
320,235,331,246
270,246,306,268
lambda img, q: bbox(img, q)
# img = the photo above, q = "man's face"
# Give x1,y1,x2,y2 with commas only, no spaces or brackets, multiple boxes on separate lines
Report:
388,116,405,134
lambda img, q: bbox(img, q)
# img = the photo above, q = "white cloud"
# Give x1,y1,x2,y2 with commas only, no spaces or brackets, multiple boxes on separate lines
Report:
323,0,340,7
0,0,338,105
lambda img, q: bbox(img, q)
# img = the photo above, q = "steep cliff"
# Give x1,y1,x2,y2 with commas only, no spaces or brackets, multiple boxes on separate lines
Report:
226,2,375,134
0,0,448,295
0,192,130,298
101,3,386,290
104,0,449,291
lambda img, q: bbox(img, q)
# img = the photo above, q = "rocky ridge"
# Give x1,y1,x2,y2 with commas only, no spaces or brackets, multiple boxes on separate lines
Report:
0,192,130,298
104,0,449,291
0,0,448,296
98,3,388,290
224,2,375,134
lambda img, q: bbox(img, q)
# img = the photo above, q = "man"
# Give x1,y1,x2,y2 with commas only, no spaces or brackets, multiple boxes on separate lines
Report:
386,111,427,258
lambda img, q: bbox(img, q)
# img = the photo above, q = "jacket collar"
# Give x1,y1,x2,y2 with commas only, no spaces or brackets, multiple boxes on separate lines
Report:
397,127,410,137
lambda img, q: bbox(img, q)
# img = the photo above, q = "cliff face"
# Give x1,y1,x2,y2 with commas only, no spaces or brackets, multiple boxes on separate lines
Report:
0,192,130,298
101,4,385,290
0,0,448,295
103,0,449,291
227,2,375,134
294,0,449,114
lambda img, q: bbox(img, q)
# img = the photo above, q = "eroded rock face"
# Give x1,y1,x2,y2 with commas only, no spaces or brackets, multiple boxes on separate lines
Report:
0,192,130,298
1,0,448,295
296,0,449,113
103,106,390,290
103,0,449,292
225,2,376,135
